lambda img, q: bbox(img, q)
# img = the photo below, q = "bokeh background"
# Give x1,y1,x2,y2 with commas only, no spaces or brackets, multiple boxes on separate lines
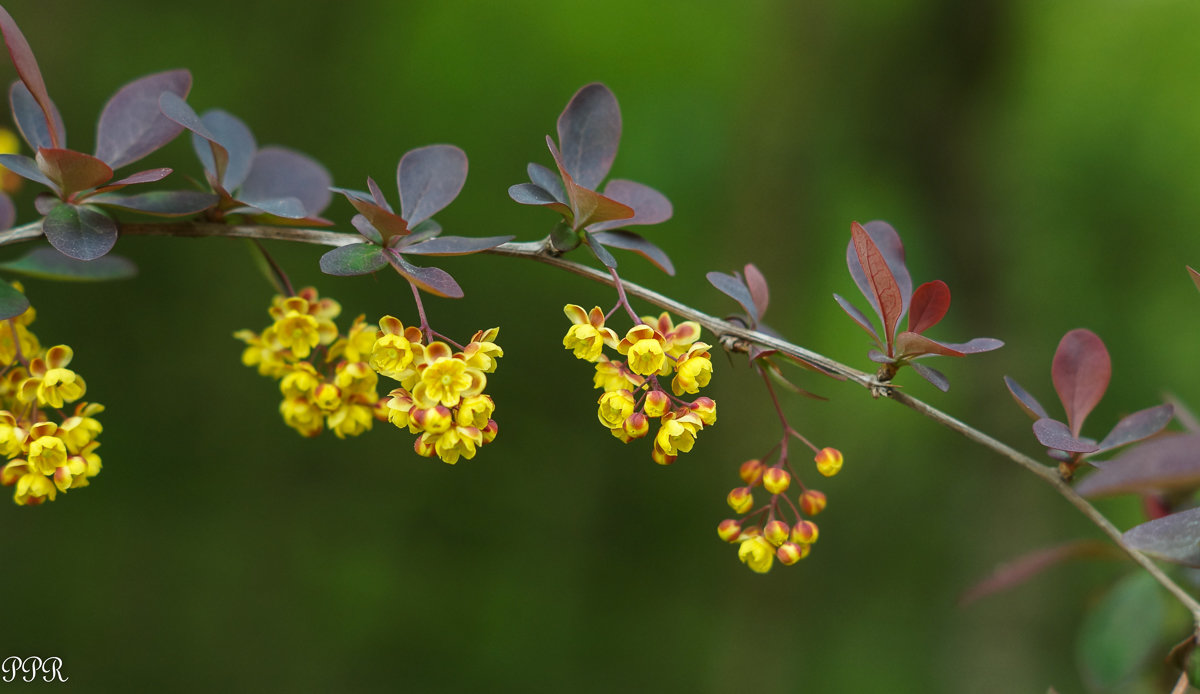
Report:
3,0,1200,691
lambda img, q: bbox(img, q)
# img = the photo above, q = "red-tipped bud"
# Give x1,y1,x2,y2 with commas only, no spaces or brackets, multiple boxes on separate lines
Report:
717,519,743,542
651,446,677,466
791,520,819,544
764,519,790,546
481,419,498,444
727,486,754,514
762,467,791,495
644,390,670,418
739,459,764,486
623,412,650,439
414,433,436,457
689,397,717,426
815,447,843,477
776,541,810,565
799,489,827,516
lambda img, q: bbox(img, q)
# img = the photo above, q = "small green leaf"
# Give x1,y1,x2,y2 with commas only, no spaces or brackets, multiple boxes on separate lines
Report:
42,202,118,260
549,220,580,252
1076,572,1164,691
0,246,136,281
0,278,30,319
319,243,387,276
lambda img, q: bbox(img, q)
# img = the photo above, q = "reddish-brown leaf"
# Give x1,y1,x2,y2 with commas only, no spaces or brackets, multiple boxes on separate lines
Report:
894,331,964,359
0,6,60,148
556,83,620,190
546,136,632,230
35,148,113,197
1076,433,1200,498
908,280,951,334
1189,266,1200,294
1052,328,1111,438
850,221,904,353
744,263,769,320
958,539,1119,606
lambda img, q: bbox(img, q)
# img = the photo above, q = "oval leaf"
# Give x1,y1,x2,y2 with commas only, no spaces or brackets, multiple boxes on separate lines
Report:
388,251,463,299
0,152,53,188
938,337,1004,354
196,109,256,191
588,179,672,231
319,243,387,276
0,245,135,281
398,235,513,257
1076,433,1200,498
846,220,912,329
588,230,674,275
35,148,113,197
351,214,382,245
234,196,305,219
1052,328,1111,438
911,362,950,392
1033,418,1099,453
397,144,467,227
1095,403,1174,455
527,162,565,203
833,293,880,343
1076,572,1165,691
585,233,618,269
42,202,118,260
1005,375,1049,421
0,8,61,148
744,263,769,320
158,92,229,185
9,81,64,151
707,271,756,319
1122,507,1200,567
508,182,561,206
335,189,409,242
546,136,633,230
239,146,332,217
557,83,620,190
95,69,191,169
895,331,965,359
0,277,29,319
908,280,951,334
850,221,904,352
89,190,218,216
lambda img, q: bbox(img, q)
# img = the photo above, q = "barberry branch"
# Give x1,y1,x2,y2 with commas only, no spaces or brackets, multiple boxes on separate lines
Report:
2,217,1197,627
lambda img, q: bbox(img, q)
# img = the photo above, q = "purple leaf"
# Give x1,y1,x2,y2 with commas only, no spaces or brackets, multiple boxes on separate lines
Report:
586,233,619,269
406,219,442,244
958,540,1120,607
9,81,64,151
744,264,769,320
911,362,950,392
351,214,382,245
0,246,136,281
1052,328,1111,438
42,202,118,260
94,69,191,169
334,189,409,242
588,230,674,275
238,146,332,217
527,162,565,203
1033,418,1099,453
1005,375,1049,421
587,179,672,231
546,136,633,230
397,144,467,226
556,83,620,190
867,349,894,364
0,152,53,188
0,277,29,319
508,182,566,209
387,251,463,299
1075,434,1200,498
0,8,61,148
908,280,951,334
194,109,255,191
846,220,912,328
234,196,306,219
159,93,229,187
0,192,12,230
1094,404,1174,455
850,221,904,354
367,177,392,211
89,190,218,217
895,331,965,358
319,243,387,276
938,337,1004,354
90,167,172,195
833,293,881,344
1122,507,1200,567
35,148,113,197
707,270,756,318
398,235,513,256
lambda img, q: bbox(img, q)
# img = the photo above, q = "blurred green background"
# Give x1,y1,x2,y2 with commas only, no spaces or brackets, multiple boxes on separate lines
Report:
3,0,1200,691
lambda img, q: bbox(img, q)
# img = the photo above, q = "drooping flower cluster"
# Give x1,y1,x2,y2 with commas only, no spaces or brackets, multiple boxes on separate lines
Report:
563,305,716,463
373,316,502,465
0,285,103,505
718,447,843,573
235,287,387,438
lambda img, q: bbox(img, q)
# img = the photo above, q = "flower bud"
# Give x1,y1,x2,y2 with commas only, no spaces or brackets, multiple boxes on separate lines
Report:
651,446,677,466
764,519,790,547
815,447,843,477
739,459,764,486
762,467,791,495
689,396,717,426
622,412,649,440
726,486,754,514
799,489,827,516
644,390,670,418
717,519,743,543
791,520,819,544
776,541,810,566
738,535,775,574
481,419,499,444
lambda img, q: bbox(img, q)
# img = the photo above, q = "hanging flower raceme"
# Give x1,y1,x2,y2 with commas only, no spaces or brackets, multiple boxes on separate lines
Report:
0,284,103,505
373,316,502,465
234,287,389,439
562,304,716,464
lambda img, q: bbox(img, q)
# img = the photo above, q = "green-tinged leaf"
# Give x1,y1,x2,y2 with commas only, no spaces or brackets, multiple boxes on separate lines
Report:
911,362,950,392
959,540,1121,607
1123,508,1200,567
1005,375,1050,421
585,233,618,269
319,243,387,276
549,220,579,252
9,81,64,151
0,278,29,319
42,202,118,260
588,230,674,275
1053,328,1111,438
707,271,756,318
1033,418,1099,453
0,246,135,281
834,293,880,344
397,144,467,227
1076,433,1200,498
850,221,904,352
399,235,513,256
1094,404,1174,455
908,280,951,334
546,136,633,230
95,69,191,169
0,192,12,230
588,179,672,232
0,8,61,148
35,148,113,196
334,188,409,242
89,190,218,216
388,251,463,298
744,264,769,320
239,146,332,217
556,83,620,190
1076,572,1165,691
0,152,53,188
895,331,965,358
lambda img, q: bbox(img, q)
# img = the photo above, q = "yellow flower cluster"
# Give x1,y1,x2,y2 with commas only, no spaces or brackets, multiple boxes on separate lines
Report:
235,287,387,438
717,452,840,573
373,316,502,465
0,285,103,505
563,305,716,464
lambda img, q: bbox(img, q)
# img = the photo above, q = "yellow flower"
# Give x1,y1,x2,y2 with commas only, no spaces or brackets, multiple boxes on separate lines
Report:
654,417,697,456
433,426,483,464
562,305,618,362
334,361,378,397
617,325,666,376
592,359,644,392
327,399,374,439
457,394,495,429
5,461,57,505
463,328,504,372
670,342,713,396
58,402,103,454
280,396,324,437
20,345,86,409
418,351,484,408
641,312,702,359
0,317,39,367
738,535,775,574
26,422,67,476
0,410,26,458
597,390,636,430
385,389,414,429
370,315,419,378
279,362,321,398
328,315,378,363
